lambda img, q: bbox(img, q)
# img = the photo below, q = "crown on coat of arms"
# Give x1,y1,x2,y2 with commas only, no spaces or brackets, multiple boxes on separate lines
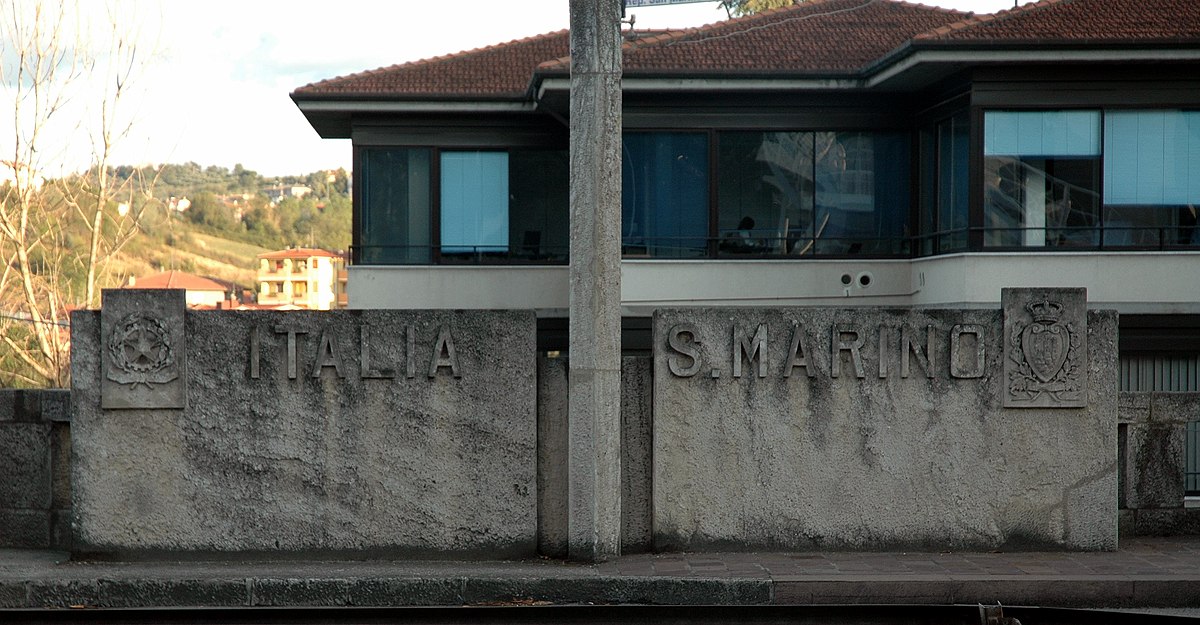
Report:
1026,300,1064,324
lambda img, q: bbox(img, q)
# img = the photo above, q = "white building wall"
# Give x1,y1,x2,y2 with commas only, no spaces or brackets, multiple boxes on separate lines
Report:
348,251,1200,315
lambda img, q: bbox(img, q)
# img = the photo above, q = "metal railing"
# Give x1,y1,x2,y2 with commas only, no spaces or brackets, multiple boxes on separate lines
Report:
351,226,1200,265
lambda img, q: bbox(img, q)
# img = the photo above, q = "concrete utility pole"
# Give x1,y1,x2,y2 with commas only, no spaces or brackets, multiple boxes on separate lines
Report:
567,0,623,562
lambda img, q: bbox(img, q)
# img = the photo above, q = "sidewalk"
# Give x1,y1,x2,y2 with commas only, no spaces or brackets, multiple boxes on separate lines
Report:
2,536,1199,610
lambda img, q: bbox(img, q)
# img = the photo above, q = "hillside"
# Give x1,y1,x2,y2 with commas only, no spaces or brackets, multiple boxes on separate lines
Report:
100,162,352,294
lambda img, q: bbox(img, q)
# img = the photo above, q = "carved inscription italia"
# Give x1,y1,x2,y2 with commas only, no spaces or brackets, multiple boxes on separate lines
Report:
1002,288,1088,408
248,324,462,381
665,322,986,381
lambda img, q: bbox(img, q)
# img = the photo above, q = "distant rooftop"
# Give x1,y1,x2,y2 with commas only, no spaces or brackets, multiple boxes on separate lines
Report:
258,248,343,260
126,270,226,292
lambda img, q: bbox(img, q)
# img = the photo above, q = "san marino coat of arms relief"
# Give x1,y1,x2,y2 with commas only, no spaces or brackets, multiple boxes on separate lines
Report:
1002,288,1088,408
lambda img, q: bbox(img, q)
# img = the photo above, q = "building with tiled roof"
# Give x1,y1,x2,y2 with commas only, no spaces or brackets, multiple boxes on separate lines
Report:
295,0,1200,500
256,248,347,310
124,270,231,309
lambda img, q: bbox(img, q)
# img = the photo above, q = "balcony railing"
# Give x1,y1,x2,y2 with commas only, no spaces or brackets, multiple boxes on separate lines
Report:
350,226,1200,266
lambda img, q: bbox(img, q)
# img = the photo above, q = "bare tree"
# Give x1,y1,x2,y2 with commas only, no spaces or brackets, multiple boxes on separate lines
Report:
0,0,157,387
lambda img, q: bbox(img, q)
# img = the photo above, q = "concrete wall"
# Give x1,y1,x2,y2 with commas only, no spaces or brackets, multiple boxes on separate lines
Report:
348,252,1200,316
0,390,71,550
537,354,655,557
71,297,537,559
651,305,1119,551
1118,392,1200,536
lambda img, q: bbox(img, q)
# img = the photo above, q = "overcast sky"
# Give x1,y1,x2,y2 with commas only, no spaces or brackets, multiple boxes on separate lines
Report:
7,0,1023,177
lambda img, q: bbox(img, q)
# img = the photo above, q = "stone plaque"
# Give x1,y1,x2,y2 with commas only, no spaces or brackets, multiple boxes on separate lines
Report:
100,289,186,410
652,306,1118,552
1002,287,1087,408
72,306,537,558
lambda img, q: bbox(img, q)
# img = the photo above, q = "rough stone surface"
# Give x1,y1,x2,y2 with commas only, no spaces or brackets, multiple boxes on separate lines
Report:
0,422,51,509
1123,423,1185,509
621,356,653,554
1118,392,1151,423
71,305,537,558
652,305,1118,551
537,355,569,558
40,390,71,422
1150,392,1200,423
0,509,49,548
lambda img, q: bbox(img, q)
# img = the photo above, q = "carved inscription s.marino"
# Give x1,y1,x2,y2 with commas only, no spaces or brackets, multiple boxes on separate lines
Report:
663,321,986,381
1002,288,1087,408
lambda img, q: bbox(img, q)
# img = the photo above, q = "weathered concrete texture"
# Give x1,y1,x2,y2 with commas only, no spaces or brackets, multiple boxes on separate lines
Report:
0,390,72,550
0,422,50,509
621,356,653,553
1117,391,1200,535
1123,423,1185,509
567,0,623,563
652,306,1118,552
537,355,569,558
71,306,537,558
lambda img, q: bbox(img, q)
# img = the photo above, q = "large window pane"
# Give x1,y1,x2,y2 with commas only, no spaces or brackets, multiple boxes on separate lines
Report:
717,132,813,255
441,151,508,256
622,133,709,258
509,150,569,261
938,112,970,252
814,131,910,255
361,148,431,264
1104,111,1200,247
983,110,1101,248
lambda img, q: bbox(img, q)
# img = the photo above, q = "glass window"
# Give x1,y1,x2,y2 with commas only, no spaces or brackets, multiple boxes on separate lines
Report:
814,131,910,255
509,150,569,261
1104,110,1200,247
983,111,1101,248
360,148,431,264
938,112,971,252
717,132,813,256
440,151,509,256
622,132,709,258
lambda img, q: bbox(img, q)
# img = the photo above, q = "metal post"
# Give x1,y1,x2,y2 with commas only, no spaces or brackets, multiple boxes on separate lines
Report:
568,0,623,562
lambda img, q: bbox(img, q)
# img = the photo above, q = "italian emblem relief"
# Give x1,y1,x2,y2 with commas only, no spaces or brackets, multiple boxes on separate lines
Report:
106,313,179,389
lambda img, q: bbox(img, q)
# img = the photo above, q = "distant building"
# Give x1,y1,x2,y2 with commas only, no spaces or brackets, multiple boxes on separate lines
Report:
168,197,191,213
124,270,231,308
262,185,312,205
256,248,347,310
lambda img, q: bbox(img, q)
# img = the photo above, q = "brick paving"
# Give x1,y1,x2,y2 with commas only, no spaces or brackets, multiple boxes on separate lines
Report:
1,537,1199,609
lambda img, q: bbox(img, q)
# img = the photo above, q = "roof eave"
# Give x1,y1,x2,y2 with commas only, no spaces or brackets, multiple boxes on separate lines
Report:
865,43,1200,89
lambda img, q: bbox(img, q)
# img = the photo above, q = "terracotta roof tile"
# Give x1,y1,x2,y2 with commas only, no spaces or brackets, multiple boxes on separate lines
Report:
292,30,570,99
917,0,1200,43
620,0,967,74
126,271,226,292
294,0,1200,100
258,248,343,260
539,0,968,75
